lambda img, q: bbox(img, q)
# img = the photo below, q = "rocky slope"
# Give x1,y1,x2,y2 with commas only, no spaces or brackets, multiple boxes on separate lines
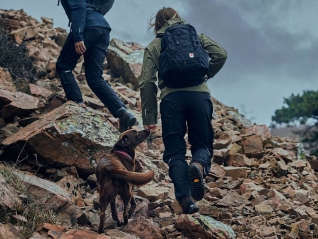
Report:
0,8,318,239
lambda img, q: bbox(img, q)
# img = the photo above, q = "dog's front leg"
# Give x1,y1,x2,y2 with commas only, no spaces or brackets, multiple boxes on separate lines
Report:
110,201,121,227
128,196,136,218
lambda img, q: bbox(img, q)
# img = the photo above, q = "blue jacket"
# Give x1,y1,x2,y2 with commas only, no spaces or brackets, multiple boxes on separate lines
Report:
60,0,114,42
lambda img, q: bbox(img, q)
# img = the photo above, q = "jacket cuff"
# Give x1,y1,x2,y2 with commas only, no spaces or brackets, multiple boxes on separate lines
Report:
72,32,84,42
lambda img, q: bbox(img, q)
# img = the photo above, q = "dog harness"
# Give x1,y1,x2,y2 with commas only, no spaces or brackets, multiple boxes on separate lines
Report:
113,150,133,162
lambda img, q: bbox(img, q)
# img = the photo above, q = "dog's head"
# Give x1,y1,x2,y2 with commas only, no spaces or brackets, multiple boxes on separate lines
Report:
115,129,150,149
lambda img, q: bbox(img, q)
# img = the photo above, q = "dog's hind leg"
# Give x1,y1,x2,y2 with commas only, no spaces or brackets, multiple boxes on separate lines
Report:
128,196,136,218
98,196,110,234
122,194,132,225
110,201,121,227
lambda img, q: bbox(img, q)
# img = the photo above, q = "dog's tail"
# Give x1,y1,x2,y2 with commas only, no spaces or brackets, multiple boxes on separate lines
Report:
111,169,155,186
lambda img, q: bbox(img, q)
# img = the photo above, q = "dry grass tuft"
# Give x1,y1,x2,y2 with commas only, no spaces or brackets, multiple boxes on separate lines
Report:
0,163,61,238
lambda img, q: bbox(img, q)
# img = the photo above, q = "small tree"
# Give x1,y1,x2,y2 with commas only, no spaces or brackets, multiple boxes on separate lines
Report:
272,90,318,156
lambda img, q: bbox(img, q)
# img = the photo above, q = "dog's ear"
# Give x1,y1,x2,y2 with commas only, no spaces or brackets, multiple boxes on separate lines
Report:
120,135,129,147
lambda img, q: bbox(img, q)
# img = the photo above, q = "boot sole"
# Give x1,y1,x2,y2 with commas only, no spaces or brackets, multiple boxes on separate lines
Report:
189,164,205,201
119,116,138,133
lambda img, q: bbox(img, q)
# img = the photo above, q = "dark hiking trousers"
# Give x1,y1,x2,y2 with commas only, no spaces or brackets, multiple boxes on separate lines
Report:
160,91,213,201
56,27,125,117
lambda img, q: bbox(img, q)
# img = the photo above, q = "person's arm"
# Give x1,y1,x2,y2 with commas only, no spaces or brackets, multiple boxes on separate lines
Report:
199,33,227,79
66,0,86,43
138,48,158,126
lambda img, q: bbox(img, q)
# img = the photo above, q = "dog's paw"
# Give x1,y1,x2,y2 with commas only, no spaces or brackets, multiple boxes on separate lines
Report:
116,221,123,227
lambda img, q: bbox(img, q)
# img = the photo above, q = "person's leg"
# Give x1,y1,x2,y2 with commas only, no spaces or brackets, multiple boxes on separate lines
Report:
56,33,83,103
185,92,214,201
83,27,136,131
160,92,198,213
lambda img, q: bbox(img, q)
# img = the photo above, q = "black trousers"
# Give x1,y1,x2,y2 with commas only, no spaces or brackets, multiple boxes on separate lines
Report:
56,27,125,117
160,91,213,201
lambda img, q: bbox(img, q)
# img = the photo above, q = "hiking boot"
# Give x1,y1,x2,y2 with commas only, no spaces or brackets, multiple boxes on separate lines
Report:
189,162,205,201
117,107,137,133
179,197,199,214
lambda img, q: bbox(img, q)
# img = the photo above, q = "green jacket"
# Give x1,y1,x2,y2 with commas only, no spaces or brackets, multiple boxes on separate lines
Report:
138,18,227,125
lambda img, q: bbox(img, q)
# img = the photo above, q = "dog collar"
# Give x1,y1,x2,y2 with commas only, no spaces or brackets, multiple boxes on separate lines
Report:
113,150,133,161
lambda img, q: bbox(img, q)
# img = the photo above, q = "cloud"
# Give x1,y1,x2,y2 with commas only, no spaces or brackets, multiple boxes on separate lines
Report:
181,0,318,84
1,0,317,125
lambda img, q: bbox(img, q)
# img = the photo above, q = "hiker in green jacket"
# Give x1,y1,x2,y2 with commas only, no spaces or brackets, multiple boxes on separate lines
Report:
139,7,227,213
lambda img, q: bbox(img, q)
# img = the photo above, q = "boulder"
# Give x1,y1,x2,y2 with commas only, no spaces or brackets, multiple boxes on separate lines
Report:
124,218,164,239
13,170,87,226
0,89,39,121
11,26,35,44
2,102,119,176
106,38,144,89
241,135,264,157
175,214,236,239
0,224,24,239
241,124,272,141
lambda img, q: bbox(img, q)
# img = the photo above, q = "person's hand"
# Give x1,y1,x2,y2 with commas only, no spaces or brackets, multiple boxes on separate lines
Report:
75,41,86,55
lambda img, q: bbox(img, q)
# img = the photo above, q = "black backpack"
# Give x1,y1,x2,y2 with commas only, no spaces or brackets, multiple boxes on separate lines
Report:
158,24,209,88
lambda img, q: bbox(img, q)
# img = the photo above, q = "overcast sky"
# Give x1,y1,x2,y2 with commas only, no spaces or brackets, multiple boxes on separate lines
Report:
1,0,317,126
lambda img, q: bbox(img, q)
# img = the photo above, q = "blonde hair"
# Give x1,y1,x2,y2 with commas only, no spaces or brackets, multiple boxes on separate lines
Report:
149,7,181,34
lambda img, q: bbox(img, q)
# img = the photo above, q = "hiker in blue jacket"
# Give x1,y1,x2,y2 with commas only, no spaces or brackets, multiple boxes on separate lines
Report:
56,0,137,132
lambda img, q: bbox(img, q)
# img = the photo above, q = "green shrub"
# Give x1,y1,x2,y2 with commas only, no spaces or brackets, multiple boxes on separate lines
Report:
0,18,35,82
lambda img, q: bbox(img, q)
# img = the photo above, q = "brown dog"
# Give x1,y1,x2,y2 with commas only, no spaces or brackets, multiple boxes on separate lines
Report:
96,129,155,233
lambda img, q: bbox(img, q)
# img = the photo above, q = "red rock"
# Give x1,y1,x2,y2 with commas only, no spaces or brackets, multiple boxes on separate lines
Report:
214,133,231,150
272,148,295,162
217,191,250,207
0,224,24,239
175,214,236,239
285,233,299,239
224,166,248,179
2,102,118,175
241,135,264,157
209,164,226,178
124,218,164,239
29,83,54,98
136,184,169,202
58,229,110,239
225,153,252,167
11,26,35,44
240,182,264,195
241,124,271,141
260,226,277,237
0,89,39,121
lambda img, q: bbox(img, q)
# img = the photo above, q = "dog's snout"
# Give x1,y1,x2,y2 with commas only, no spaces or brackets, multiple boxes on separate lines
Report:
143,129,151,136
135,129,151,144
